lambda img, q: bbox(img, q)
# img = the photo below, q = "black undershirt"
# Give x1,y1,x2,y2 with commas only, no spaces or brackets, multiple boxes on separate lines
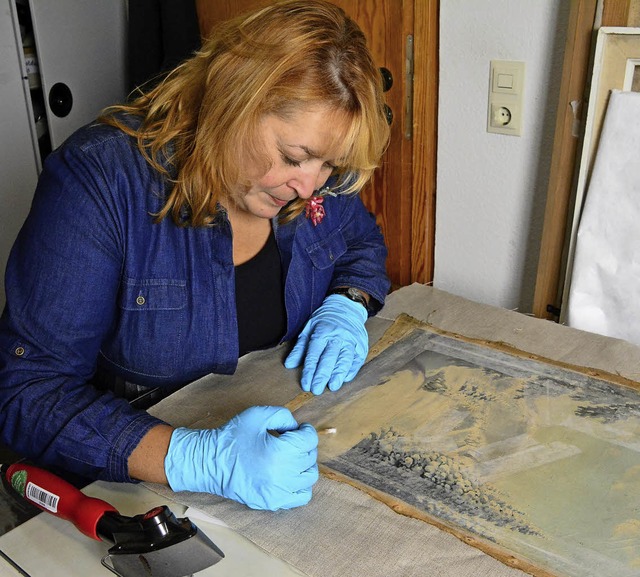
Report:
234,228,287,356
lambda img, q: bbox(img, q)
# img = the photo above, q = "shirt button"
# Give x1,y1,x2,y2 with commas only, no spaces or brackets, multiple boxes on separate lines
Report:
136,295,146,306
15,346,25,356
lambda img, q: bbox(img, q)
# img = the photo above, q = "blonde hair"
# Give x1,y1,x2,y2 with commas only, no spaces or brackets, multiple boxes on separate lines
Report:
101,0,390,226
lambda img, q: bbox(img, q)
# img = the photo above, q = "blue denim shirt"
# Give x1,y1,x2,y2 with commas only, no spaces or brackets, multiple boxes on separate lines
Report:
0,122,390,483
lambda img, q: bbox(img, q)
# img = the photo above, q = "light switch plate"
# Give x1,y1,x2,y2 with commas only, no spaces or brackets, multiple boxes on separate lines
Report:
487,60,525,136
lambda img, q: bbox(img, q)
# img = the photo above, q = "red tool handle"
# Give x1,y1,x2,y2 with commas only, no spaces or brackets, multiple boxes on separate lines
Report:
3,463,118,540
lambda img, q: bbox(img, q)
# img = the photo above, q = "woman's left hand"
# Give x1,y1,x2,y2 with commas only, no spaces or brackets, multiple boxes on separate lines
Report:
284,294,368,395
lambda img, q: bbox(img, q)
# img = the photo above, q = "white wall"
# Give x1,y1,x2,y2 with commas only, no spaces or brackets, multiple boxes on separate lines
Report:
434,0,571,312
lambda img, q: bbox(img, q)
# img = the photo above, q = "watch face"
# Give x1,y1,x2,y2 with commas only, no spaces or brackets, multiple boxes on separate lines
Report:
331,287,368,311
343,288,367,308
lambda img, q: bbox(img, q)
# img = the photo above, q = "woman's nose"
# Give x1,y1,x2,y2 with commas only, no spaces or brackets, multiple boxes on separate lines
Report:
289,166,325,199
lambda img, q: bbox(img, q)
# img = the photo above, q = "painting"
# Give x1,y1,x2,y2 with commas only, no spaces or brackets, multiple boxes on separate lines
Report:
293,316,640,577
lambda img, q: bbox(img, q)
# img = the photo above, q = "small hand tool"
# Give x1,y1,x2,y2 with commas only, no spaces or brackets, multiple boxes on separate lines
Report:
1,463,224,577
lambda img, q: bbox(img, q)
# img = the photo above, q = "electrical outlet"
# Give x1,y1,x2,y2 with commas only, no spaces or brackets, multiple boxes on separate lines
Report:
487,60,525,136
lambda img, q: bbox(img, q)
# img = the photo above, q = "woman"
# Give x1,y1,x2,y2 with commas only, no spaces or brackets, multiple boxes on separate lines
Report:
0,0,390,511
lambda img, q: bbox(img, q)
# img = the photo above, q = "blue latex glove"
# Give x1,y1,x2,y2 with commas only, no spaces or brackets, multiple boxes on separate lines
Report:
284,293,368,395
164,406,319,510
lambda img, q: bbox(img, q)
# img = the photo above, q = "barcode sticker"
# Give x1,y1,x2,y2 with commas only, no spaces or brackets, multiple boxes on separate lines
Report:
26,481,59,513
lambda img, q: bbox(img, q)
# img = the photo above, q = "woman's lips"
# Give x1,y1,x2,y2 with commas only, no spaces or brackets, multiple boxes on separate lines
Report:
268,194,292,207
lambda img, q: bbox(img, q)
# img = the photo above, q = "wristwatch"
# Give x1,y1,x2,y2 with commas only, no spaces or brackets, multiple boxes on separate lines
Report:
329,287,370,312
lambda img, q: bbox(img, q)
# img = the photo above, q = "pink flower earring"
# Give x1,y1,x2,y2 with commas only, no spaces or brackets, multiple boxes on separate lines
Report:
305,185,332,226
305,196,325,226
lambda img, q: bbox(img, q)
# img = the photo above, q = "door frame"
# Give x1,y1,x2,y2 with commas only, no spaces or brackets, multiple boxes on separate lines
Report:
411,0,439,285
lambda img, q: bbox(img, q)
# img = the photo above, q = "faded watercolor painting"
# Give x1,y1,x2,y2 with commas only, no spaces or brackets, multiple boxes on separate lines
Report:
294,318,640,577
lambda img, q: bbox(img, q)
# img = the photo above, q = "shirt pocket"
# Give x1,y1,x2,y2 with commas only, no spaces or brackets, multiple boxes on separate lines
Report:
119,278,187,311
300,229,347,317
100,278,187,381
305,228,347,270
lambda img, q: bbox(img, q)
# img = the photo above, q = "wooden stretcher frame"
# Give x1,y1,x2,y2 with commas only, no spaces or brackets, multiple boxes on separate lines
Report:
559,27,640,323
533,0,636,320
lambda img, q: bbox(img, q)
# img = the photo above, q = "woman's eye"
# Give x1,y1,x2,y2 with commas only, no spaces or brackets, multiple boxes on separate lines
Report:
282,155,301,167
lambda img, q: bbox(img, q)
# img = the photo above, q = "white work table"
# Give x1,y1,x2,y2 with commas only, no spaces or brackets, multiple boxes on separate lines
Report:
0,480,305,576
2,284,640,576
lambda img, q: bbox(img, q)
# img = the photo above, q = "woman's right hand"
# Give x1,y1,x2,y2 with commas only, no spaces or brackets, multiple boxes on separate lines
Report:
164,406,319,510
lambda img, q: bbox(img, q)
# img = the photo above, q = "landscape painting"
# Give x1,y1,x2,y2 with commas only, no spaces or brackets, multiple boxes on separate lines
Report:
294,319,640,577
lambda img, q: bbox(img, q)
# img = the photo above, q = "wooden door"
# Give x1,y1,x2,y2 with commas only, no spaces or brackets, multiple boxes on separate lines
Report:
196,0,437,289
